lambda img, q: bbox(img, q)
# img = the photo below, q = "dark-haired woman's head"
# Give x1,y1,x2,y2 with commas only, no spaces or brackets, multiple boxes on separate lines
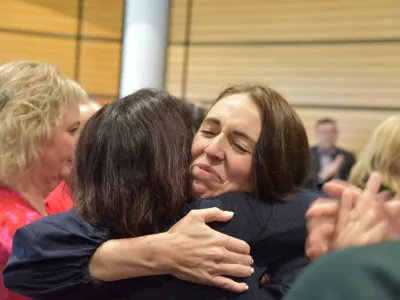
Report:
190,84,310,201
74,89,194,238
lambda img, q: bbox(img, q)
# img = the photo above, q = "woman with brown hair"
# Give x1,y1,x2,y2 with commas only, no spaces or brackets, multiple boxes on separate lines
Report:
4,85,317,300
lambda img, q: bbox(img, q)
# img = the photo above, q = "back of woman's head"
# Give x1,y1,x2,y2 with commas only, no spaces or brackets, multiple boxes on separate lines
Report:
75,89,194,238
349,115,400,194
0,60,87,183
215,84,310,200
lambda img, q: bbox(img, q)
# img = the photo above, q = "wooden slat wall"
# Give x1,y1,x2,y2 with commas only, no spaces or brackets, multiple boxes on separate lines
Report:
82,0,124,39
79,41,121,96
0,0,124,101
0,0,78,35
166,0,400,154
0,32,76,78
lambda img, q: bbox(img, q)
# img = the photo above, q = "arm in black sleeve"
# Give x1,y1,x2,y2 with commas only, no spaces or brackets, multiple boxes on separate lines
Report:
187,192,311,300
3,209,112,300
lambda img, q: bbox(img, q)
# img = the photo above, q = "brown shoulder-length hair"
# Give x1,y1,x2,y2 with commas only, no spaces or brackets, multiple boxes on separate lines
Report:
214,84,310,200
73,89,194,238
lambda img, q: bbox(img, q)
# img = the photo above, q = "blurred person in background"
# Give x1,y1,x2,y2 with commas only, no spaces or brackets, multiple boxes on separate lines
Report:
45,98,102,215
305,115,400,261
307,118,355,189
348,115,400,195
285,172,400,300
0,60,87,300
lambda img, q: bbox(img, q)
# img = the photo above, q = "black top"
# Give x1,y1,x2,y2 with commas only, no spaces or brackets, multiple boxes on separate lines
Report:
306,146,356,189
4,191,323,300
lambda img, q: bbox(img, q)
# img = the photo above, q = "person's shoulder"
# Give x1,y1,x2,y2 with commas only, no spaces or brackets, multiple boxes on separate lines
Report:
337,147,355,157
194,192,254,211
23,208,107,239
309,146,319,154
294,189,327,204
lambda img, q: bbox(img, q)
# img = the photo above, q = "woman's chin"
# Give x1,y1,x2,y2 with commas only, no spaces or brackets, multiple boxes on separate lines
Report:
191,179,208,199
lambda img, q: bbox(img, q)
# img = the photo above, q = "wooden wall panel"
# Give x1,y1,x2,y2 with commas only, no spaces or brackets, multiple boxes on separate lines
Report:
0,0,78,35
190,0,400,42
79,41,121,96
82,0,124,39
296,108,397,154
0,33,76,78
0,0,123,98
165,46,185,98
169,0,188,43
167,0,400,154
184,44,400,108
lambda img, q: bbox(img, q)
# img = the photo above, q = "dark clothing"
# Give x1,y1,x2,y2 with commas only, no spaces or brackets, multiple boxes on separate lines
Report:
285,241,400,300
4,191,322,300
306,146,356,190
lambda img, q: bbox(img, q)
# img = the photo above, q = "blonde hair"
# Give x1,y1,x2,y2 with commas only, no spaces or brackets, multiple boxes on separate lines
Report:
349,115,400,194
0,61,88,184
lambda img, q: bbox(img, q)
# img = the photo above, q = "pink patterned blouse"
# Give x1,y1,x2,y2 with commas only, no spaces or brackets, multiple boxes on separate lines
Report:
0,185,46,300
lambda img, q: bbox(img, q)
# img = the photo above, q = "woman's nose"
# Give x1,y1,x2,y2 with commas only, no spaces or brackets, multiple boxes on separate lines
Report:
204,139,225,161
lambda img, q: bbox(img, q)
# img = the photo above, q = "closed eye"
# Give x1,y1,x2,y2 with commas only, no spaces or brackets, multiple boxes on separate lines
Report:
201,130,215,136
234,143,249,153
69,127,79,136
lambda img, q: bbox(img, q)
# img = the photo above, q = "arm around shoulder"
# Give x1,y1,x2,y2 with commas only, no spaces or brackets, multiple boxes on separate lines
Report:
3,212,109,300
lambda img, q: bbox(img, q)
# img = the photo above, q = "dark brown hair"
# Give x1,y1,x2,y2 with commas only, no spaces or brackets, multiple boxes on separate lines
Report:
73,89,194,238
215,84,310,200
316,117,336,128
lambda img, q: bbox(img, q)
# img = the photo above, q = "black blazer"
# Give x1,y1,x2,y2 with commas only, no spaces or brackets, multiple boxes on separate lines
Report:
306,146,356,189
4,191,322,300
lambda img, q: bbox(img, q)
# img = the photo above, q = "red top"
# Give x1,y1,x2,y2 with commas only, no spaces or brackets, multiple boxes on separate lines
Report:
44,181,74,215
0,182,74,300
0,186,43,300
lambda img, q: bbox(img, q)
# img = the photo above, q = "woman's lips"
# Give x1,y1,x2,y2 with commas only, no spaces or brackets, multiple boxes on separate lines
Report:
194,164,221,181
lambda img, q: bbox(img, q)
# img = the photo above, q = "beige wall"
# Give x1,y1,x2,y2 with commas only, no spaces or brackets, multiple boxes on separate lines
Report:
0,0,124,102
166,0,400,154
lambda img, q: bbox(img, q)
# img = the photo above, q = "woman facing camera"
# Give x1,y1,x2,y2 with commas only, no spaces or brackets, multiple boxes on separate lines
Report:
4,85,318,300
0,61,88,300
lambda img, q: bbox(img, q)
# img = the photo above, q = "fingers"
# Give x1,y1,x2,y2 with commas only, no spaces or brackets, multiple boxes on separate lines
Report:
336,189,353,233
376,190,393,202
306,234,329,260
386,200,400,218
357,203,386,232
210,276,249,293
323,180,362,199
352,172,381,217
364,172,382,194
223,234,251,255
306,198,339,219
213,263,254,278
190,208,234,223
360,220,389,244
220,248,252,266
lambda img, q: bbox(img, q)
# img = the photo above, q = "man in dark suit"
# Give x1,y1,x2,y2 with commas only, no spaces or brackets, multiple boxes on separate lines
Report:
306,118,355,189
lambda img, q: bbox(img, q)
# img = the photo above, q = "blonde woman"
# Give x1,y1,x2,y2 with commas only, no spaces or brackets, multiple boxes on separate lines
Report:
0,61,87,300
349,115,400,195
